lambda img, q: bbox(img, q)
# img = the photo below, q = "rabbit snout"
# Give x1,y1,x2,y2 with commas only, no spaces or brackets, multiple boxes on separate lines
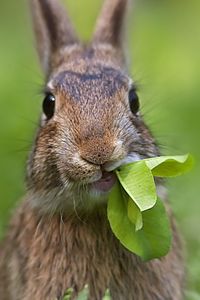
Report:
66,136,125,183
80,135,115,166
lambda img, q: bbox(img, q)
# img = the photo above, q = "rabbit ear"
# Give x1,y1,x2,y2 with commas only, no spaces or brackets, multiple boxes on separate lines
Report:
30,0,79,74
92,0,129,49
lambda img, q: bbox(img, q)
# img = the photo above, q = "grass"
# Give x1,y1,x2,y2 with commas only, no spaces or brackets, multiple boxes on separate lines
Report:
0,0,199,298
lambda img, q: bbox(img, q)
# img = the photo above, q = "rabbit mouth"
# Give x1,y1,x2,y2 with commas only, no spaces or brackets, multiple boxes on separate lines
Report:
88,153,142,194
91,171,117,193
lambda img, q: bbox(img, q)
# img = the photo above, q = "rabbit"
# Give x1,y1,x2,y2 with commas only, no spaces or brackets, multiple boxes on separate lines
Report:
0,0,185,299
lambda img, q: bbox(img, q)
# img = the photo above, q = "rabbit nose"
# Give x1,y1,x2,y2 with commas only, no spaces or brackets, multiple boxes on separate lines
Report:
80,137,114,166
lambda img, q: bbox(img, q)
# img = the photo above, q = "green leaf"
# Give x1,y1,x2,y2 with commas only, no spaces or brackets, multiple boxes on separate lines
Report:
76,285,89,300
107,154,193,260
108,183,144,256
108,185,172,261
144,154,194,177
102,289,111,300
63,288,73,300
140,197,172,260
62,286,89,300
127,197,143,231
116,161,157,211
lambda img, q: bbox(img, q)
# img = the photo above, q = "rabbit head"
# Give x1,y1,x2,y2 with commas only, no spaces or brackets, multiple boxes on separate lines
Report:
27,0,159,214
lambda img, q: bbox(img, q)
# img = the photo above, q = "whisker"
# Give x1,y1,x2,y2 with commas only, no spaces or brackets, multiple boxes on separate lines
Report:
33,215,45,240
72,195,85,224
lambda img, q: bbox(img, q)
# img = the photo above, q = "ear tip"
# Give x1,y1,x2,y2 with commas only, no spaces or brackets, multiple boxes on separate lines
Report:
92,0,130,46
30,0,79,75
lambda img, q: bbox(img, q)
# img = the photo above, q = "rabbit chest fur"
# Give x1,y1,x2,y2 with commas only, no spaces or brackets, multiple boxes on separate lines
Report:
0,202,184,300
0,0,185,299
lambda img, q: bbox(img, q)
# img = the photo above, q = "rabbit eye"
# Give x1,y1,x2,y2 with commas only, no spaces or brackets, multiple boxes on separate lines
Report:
128,89,139,114
43,93,55,120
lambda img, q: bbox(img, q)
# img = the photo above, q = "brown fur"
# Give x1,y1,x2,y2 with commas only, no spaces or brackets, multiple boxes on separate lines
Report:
0,202,184,300
0,0,185,299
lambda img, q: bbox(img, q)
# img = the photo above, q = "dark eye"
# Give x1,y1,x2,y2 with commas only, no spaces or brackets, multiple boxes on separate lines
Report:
43,93,55,120
128,89,140,114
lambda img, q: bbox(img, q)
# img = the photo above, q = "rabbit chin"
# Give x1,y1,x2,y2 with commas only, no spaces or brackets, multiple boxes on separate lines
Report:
26,174,118,215
27,185,112,216
27,176,167,217
27,152,146,214
27,175,167,216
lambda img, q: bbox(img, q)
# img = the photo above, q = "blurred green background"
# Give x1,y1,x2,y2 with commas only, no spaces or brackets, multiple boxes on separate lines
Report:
0,0,199,298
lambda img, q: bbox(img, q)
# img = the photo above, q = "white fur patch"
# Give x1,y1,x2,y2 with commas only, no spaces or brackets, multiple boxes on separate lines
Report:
104,152,142,172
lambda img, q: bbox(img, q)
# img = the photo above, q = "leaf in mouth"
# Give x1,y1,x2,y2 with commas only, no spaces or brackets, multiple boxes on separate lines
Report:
108,154,193,260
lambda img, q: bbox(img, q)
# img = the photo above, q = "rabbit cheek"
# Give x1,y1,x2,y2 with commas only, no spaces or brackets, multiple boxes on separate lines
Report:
26,122,65,191
27,147,62,192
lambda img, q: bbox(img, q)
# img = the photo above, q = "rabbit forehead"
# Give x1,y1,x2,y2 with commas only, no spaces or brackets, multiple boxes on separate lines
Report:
50,64,129,102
